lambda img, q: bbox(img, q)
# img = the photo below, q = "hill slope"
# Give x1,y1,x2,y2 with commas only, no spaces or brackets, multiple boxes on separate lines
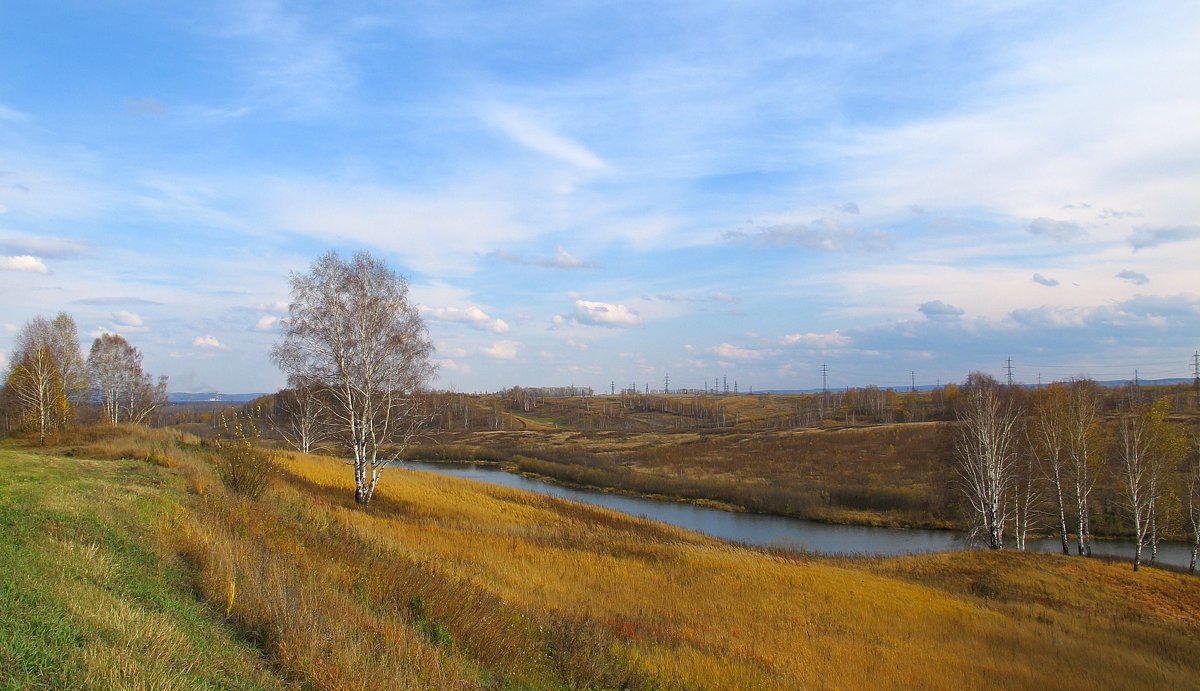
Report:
2,427,1199,689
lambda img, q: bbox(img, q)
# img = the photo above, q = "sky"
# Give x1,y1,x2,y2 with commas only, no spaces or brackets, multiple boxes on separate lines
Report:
1,1,1198,394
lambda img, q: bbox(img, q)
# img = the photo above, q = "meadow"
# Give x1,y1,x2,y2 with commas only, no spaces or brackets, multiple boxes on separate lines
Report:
3,425,1199,689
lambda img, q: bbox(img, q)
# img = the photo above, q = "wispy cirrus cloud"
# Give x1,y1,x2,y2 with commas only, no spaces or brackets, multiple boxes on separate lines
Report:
488,244,597,269
723,219,892,252
486,106,608,171
0,231,90,258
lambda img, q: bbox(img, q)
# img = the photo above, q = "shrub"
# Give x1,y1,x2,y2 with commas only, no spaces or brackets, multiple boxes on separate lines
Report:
212,412,277,499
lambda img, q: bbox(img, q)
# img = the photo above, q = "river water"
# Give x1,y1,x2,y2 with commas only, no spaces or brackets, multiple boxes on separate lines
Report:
399,460,1195,569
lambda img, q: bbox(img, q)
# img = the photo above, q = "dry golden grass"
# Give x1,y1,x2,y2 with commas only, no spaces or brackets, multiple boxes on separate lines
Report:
276,449,1200,689
7,426,1200,689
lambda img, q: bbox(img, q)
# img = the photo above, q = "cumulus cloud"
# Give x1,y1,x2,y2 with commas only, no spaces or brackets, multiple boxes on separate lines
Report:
488,244,597,269
111,310,144,328
1127,225,1200,251
556,300,641,328
781,330,852,348
192,335,230,350
479,340,519,360
1027,218,1085,242
723,219,892,252
918,300,965,321
255,315,279,331
1116,269,1149,285
1032,273,1059,287
0,255,47,272
421,305,510,333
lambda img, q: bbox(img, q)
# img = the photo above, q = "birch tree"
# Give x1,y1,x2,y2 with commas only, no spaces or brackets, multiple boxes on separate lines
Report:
271,251,435,505
956,377,1023,549
1115,398,1182,571
1028,384,1072,554
1187,429,1200,574
1065,380,1103,556
4,314,84,443
87,334,168,425
268,379,333,454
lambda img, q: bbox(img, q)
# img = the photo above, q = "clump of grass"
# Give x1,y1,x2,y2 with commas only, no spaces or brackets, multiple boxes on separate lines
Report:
211,412,278,499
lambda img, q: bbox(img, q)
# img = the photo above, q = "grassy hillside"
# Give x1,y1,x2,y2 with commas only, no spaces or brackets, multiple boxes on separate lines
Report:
3,427,1199,689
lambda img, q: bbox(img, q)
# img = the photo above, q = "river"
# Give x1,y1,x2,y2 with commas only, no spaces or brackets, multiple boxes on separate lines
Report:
399,460,1195,569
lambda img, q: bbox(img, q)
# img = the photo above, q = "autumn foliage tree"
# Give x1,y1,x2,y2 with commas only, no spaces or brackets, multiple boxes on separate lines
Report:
3,313,85,443
271,251,435,505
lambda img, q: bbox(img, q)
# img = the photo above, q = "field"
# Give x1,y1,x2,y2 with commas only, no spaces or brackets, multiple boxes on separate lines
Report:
3,426,1200,689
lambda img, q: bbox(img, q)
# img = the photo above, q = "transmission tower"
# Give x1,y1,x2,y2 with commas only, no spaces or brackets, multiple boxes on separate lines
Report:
1005,357,1014,387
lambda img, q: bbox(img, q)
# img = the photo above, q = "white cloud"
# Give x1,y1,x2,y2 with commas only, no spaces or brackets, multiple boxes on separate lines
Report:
563,300,641,328
489,244,597,269
781,330,852,348
479,340,519,360
0,255,47,272
111,310,144,328
723,219,892,252
1032,273,1059,287
421,305,509,333
487,106,608,171
255,315,279,331
712,343,768,361
193,335,230,351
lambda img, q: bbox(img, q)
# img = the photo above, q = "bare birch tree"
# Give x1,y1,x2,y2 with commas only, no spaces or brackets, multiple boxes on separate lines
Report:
1028,384,1072,554
1065,380,1103,556
1115,398,1183,570
271,251,435,505
87,334,168,425
1187,429,1200,574
268,379,333,454
956,377,1023,549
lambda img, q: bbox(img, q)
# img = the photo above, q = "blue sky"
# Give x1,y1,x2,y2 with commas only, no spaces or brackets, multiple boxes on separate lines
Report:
1,1,1198,394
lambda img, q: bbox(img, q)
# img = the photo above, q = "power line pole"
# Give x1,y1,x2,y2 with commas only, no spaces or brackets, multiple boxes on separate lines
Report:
1005,357,1015,387
664,373,670,394
1192,351,1199,389
911,370,916,393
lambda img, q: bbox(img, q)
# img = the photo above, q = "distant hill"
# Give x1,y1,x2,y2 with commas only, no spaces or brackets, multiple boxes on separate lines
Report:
168,392,266,404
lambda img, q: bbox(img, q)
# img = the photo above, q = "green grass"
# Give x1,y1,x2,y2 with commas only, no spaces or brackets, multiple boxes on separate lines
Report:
0,441,284,690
